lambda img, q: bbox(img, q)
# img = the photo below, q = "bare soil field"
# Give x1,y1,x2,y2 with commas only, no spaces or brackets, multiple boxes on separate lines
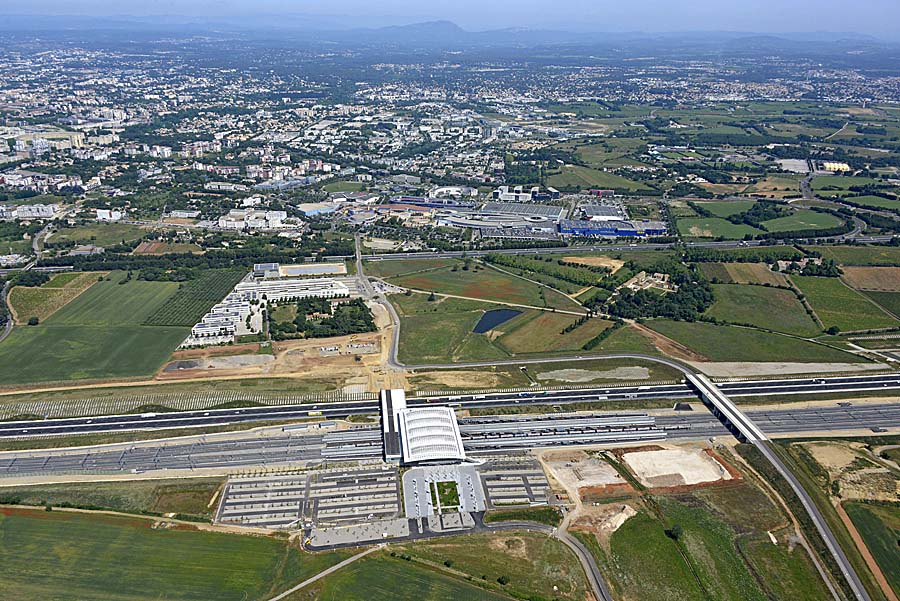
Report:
842,267,900,291
802,441,900,503
691,361,886,377
724,263,790,286
535,366,650,383
622,446,734,488
562,256,625,273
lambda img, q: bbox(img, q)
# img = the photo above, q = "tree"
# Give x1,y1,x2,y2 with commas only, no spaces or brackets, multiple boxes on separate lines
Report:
665,524,683,540
428,291,436,302
497,575,510,585
826,326,841,335
27,316,39,326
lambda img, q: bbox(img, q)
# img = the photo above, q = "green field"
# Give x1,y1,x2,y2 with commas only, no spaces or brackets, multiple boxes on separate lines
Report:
0,272,189,385
0,507,350,601
694,200,756,217
706,284,821,336
677,217,762,239
364,258,455,279
761,210,844,233
386,262,577,310
792,276,900,332
7,272,99,323
546,164,654,192
863,291,900,318
322,180,366,192
143,268,246,326
50,222,147,247
841,195,900,212
811,245,900,266
646,320,862,363
844,503,900,596
303,555,511,601
396,531,589,600
812,176,882,193
0,478,223,520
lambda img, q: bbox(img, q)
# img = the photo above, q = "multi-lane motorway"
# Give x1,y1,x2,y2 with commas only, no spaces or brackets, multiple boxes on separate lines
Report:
3,372,899,438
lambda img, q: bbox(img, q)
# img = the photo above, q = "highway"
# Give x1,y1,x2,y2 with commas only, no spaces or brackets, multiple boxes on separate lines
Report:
3,372,900,438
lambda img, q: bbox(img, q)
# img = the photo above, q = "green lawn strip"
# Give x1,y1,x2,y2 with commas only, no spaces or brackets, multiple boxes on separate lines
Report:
300,554,514,601
843,502,900,596
483,506,562,527
435,481,460,509
792,275,900,332
0,478,224,520
706,284,821,336
0,507,351,601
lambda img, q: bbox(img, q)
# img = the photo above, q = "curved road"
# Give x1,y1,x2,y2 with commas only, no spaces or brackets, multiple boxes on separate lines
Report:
361,253,870,601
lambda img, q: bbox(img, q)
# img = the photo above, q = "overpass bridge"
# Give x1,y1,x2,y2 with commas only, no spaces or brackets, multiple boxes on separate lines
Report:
686,372,768,442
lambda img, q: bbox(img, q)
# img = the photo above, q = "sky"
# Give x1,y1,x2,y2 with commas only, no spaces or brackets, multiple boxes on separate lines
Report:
4,0,900,38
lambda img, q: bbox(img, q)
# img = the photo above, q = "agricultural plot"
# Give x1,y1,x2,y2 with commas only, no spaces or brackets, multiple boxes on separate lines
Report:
746,175,803,199
143,268,246,326
812,176,882,195
706,284,820,336
309,555,510,601
7,271,99,323
844,503,900,596
396,531,591,601
676,217,761,239
132,241,203,254
49,222,147,247
792,276,900,332
862,291,900,318
387,262,578,310
811,245,900,266
694,200,756,217
497,312,615,354
760,210,843,233
646,320,861,363
546,164,654,192
0,507,350,601
0,272,190,385
841,267,900,291
364,258,455,279
840,195,900,212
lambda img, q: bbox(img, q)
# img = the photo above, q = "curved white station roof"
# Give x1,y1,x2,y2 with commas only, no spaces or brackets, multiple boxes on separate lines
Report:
398,407,466,464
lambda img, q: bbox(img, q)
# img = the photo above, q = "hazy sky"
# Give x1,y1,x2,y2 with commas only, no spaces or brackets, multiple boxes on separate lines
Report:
5,0,900,38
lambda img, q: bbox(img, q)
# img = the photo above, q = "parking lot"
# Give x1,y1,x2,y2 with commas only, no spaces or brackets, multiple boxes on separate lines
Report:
402,464,485,519
477,457,550,507
216,465,401,530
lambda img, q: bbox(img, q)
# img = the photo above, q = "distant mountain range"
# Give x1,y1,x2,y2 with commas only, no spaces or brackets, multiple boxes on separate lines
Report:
0,14,886,49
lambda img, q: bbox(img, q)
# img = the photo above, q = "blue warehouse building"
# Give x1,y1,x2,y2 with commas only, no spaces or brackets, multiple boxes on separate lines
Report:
558,219,668,238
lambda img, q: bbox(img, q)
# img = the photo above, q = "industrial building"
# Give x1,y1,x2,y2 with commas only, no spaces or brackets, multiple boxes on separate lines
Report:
558,219,668,238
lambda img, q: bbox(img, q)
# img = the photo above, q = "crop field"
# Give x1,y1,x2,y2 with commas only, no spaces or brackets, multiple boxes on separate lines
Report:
698,262,789,286
0,507,350,601
694,200,756,217
840,195,900,212
546,164,654,191
497,312,614,354
862,291,900,318
364,258,455,279
792,276,900,332
760,210,843,233
143,268,246,326
646,320,861,363
812,176,882,193
7,271,99,323
0,272,190,385
396,531,590,601
0,478,224,519
841,267,900,291
706,284,820,336
49,222,147,247
746,175,803,199
132,241,203,254
844,502,900,596
812,245,900,266
307,554,510,601
677,217,761,239
387,263,577,310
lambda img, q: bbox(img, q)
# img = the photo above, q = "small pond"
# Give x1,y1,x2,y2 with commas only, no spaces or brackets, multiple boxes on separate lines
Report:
473,309,522,334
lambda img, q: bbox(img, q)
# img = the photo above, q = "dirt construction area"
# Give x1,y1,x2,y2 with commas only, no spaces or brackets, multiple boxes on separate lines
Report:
536,366,650,383
540,450,625,495
562,256,625,273
622,446,734,488
801,441,900,502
